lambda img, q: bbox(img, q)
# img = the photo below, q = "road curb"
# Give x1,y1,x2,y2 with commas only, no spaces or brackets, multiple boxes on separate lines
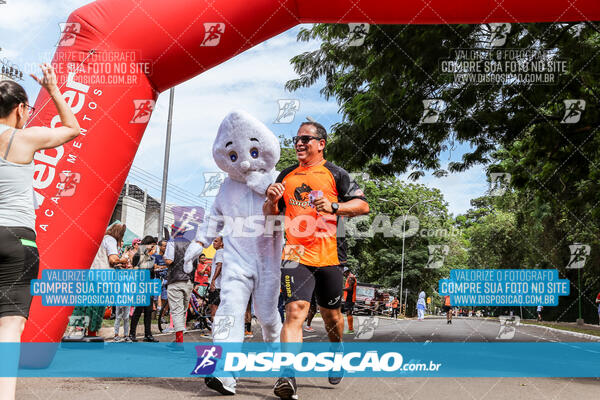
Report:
520,322,600,341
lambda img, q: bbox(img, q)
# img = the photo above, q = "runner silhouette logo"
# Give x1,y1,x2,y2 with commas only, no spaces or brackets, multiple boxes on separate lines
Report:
130,100,155,124
212,315,235,340
274,99,300,124
57,22,80,47
561,99,586,124
191,345,223,375
355,316,379,340
200,23,225,47
566,243,590,269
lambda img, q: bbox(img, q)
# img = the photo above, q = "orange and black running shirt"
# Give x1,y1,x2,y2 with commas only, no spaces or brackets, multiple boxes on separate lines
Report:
276,159,367,267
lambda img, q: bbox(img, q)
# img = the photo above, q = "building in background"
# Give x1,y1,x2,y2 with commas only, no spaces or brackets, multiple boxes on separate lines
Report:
109,182,209,241
109,182,175,239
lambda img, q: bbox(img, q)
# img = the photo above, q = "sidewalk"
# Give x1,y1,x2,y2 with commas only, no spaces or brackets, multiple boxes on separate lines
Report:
520,319,600,337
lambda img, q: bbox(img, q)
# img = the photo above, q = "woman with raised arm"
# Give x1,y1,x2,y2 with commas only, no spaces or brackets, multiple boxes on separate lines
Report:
0,63,80,400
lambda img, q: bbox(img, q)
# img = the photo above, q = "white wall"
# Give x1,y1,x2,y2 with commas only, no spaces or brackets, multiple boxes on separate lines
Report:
121,196,146,238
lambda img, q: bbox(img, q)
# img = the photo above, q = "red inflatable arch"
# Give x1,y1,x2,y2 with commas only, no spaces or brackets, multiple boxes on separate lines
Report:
23,0,599,350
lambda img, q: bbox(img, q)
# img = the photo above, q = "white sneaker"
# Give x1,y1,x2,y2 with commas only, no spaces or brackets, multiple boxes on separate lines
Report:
205,376,237,395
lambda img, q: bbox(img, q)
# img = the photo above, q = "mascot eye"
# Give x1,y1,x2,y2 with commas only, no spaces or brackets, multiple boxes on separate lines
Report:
229,151,238,162
250,148,259,159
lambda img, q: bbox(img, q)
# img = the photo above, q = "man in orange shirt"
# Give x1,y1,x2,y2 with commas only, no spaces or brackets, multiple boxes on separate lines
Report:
264,121,369,399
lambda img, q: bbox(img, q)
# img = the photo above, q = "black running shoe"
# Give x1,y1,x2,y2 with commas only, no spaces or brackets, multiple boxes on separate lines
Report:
205,376,236,395
273,376,298,400
328,370,343,385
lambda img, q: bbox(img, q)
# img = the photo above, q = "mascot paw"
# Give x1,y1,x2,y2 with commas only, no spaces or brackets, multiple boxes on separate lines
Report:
246,170,273,196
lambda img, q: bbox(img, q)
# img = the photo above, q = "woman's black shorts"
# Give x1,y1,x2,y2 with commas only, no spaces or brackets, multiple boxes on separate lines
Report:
0,226,39,319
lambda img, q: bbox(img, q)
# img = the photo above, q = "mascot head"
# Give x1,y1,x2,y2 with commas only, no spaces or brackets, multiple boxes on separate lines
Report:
213,110,281,192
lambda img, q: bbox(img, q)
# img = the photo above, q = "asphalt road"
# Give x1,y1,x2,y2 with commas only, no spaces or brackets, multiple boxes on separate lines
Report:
16,317,600,399
300,316,600,343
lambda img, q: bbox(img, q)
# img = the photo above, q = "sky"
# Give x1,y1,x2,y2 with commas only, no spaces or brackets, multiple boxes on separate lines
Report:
0,0,489,216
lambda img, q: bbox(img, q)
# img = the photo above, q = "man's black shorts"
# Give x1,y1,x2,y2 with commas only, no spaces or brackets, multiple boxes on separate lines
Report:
281,263,343,309
208,289,221,306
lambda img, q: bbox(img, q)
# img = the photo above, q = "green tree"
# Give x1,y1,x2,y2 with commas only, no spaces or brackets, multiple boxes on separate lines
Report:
344,174,464,312
286,23,600,179
276,136,298,171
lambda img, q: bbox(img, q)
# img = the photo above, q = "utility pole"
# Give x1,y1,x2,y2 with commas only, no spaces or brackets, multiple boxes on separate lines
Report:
158,88,175,240
379,197,434,314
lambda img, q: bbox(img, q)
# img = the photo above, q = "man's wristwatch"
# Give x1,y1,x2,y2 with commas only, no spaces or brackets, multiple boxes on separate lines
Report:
331,202,339,214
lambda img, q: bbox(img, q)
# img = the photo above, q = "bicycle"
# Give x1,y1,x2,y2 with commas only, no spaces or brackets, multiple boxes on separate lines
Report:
157,284,211,333
188,284,212,331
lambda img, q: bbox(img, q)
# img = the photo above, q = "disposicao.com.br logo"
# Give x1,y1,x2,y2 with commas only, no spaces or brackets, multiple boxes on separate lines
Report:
198,350,442,375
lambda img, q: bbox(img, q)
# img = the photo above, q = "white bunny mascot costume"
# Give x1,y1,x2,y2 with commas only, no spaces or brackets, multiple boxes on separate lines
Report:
184,110,283,395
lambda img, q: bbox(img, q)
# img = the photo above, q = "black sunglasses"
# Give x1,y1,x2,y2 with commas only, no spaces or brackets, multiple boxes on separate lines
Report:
23,103,35,115
293,135,322,145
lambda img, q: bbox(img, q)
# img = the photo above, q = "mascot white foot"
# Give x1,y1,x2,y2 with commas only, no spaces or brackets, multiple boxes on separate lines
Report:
185,110,284,395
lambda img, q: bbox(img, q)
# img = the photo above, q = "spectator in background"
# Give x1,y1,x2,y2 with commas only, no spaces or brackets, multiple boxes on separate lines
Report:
153,240,168,316
417,291,426,321
277,288,285,323
113,235,132,342
195,254,210,297
110,239,126,319
123,238,140,268
342,267,357,334
391,297,399,319
74,224,128,338
245,298,254,338
536,305,543,322
595,291,600,326
443,295,452,325
208,237,224,322
128,236,159,342
304,292,317,333
165,224,197,347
